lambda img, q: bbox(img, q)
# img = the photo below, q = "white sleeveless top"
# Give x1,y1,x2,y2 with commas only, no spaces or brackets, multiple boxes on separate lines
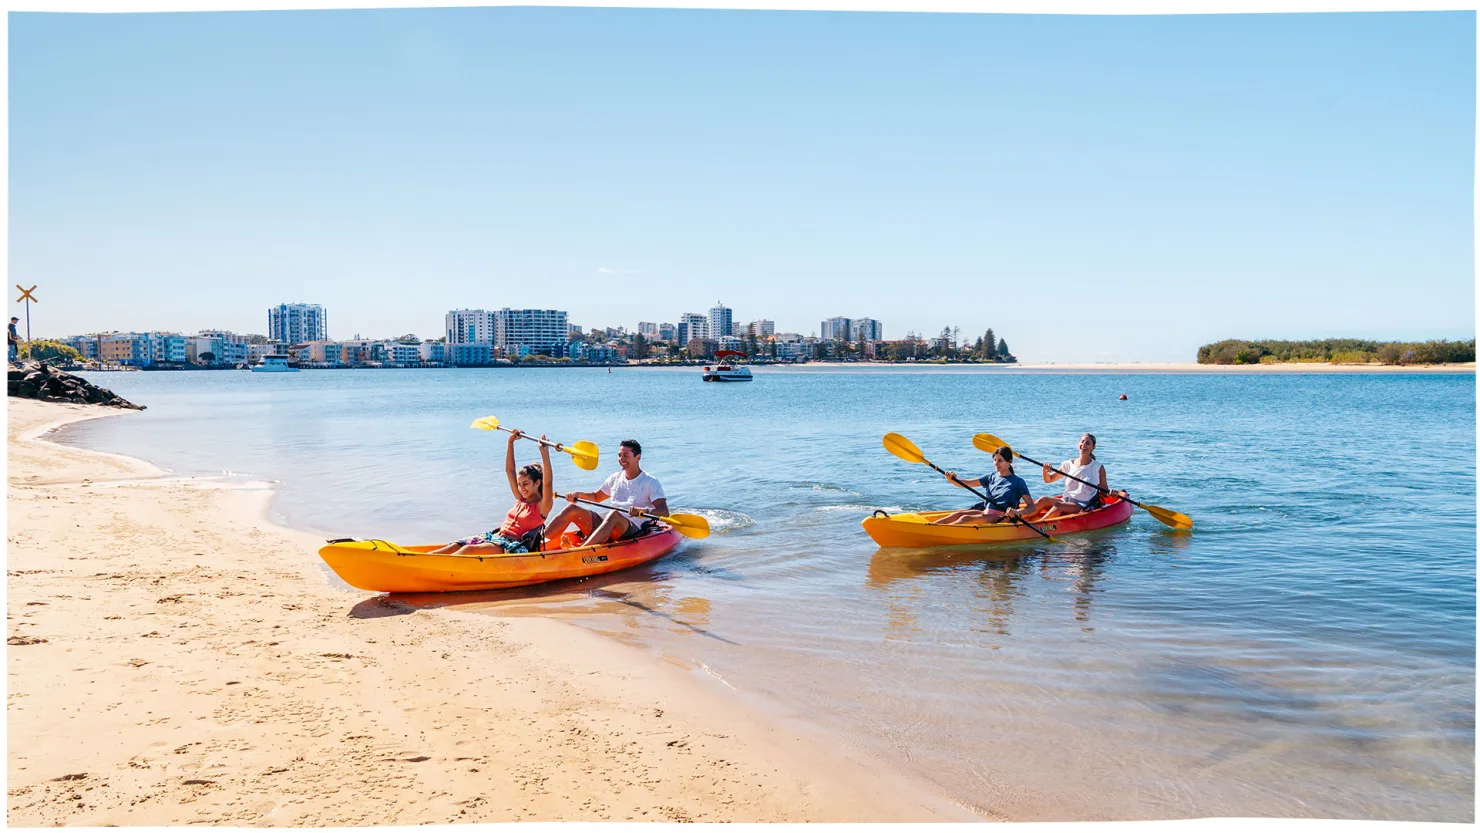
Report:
1058,458,1104,502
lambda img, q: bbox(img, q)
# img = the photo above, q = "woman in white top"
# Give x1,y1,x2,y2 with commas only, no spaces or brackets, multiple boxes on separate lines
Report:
1030,433,1125,520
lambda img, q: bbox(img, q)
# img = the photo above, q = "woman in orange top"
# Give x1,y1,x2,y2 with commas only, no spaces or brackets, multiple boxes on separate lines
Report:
432,429,554,555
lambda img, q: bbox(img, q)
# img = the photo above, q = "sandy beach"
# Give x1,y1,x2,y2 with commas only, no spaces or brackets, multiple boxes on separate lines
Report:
5,398,973,825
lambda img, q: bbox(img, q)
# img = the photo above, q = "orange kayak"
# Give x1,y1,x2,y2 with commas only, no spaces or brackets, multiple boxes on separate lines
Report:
861,495,1134,548
317,525,683,593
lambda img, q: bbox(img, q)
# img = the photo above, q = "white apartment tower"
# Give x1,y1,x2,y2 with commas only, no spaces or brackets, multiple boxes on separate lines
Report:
677,312,708,345
268,303,327,344
853,318,883,342
446,309,498,345
708,302,734,339
820,317,853,342
747,319,775,338
498,308,569,354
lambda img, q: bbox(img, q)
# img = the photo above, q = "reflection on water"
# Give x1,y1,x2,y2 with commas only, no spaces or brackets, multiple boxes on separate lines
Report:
867,536,1119,635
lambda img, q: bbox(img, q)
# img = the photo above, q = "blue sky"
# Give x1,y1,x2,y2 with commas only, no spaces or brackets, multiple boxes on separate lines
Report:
9,8,1475,361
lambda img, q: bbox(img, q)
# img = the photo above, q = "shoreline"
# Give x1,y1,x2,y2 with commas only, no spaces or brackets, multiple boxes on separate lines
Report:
6,399,975,824
763,361,1477,373
72,360,1475,375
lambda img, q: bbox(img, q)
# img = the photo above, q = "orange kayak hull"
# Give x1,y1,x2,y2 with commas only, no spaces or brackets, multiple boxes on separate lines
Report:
861,496,1134,548
317,525,684,593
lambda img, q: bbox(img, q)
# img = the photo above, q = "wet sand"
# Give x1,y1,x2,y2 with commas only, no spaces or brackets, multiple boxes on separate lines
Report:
5,398,974,825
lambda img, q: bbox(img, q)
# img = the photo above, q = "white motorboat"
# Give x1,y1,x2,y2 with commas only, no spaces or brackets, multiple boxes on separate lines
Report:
702,351,753,382
250,355,299,373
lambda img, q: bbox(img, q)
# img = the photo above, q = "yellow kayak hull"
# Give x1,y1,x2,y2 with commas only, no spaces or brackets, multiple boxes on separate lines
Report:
317,526,684,593
860,497,1134,548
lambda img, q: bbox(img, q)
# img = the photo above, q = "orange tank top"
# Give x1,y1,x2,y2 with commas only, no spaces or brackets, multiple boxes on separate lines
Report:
499,499,544,538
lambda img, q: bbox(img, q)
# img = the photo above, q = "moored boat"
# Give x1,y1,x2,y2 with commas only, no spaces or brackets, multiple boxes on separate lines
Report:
861,495,1134,548
702,350,753,382
250,355,299,373
317,524,683,593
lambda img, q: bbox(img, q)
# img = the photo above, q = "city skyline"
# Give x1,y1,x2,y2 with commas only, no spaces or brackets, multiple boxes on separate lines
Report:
10,8,1474,361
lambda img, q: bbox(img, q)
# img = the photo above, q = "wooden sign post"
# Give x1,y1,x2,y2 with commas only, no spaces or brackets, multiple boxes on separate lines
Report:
14,285,37,343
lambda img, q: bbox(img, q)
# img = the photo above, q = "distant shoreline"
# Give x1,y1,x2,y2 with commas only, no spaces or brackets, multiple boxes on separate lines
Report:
695,361,1477,373
71,360,1476,374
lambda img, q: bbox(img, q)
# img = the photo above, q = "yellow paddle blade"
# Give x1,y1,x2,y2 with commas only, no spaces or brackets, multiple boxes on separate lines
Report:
1146,504,1194,530
661,512,711,539
566,440,600,471
882,432,926,464
972,432,1015,456
470,415,501,432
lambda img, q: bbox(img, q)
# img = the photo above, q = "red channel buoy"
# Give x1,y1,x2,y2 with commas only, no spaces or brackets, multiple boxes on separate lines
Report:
1119,394,1128,400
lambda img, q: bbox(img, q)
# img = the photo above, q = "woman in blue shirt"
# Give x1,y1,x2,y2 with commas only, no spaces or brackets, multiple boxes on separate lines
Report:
931,445,1034,526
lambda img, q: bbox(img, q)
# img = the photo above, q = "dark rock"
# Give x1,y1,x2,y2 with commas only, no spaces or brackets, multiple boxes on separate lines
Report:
6,361,143,410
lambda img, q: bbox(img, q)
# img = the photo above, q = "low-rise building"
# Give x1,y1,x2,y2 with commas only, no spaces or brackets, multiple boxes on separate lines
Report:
418,342,446,364
99,332,151,366
62,335,100,361
448,343,493,366
686,338,718,359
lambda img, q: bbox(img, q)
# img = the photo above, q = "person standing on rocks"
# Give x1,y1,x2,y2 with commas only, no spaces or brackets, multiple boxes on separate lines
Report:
8,317,19,363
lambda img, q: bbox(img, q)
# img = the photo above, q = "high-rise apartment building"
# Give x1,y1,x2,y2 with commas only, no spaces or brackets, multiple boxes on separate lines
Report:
853,318,883,342
747,319,775,338
268,303,328,344
498,308,568,355
708,302,734,339
446,309,498,345
820,317,853,342
677,312,708,346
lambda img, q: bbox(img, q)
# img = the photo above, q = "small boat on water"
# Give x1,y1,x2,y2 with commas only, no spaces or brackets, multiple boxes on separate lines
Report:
861,495,1134,548
317,525,684,593
250,355,298,373
702,350,753,382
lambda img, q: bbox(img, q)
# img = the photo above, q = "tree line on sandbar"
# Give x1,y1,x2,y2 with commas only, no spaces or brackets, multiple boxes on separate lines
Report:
1197,338,1476,365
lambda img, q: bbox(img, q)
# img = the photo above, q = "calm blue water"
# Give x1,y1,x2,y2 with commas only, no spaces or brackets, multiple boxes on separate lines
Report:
63,367,1474,821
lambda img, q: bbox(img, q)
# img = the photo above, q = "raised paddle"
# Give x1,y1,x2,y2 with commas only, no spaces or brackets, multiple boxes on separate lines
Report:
882,432,1058,543
470,415,600,471
972,432,1193,530
568,496,712,539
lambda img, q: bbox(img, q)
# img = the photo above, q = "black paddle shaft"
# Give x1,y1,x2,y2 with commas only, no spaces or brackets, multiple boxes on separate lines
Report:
571,495,645,521
1014,451,1148,511
922,458,1055,542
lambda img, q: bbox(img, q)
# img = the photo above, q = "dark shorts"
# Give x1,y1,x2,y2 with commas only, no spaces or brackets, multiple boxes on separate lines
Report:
616,518,656,541
456,531,530,553
1064,494,1101,510
968,502,1007,513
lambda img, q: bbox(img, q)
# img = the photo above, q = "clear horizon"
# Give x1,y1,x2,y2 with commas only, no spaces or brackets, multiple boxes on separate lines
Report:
10,8,1476,361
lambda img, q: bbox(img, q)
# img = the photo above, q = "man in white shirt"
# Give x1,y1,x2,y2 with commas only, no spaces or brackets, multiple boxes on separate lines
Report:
543,439,669,547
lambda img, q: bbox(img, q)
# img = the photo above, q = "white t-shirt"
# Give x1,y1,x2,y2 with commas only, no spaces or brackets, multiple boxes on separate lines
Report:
600,470,666,513
1058,458,1104,502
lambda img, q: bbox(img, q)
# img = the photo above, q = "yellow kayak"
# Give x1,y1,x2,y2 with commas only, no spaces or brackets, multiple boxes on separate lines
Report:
861,496,1134,548
317,525,683,593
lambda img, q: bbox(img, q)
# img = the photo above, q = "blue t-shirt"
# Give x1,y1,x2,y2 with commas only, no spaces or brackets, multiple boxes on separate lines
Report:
977,471,1031,511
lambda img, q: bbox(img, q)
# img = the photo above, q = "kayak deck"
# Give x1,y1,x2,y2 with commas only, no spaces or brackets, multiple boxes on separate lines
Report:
861,496,1134,548
318,525,684,593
